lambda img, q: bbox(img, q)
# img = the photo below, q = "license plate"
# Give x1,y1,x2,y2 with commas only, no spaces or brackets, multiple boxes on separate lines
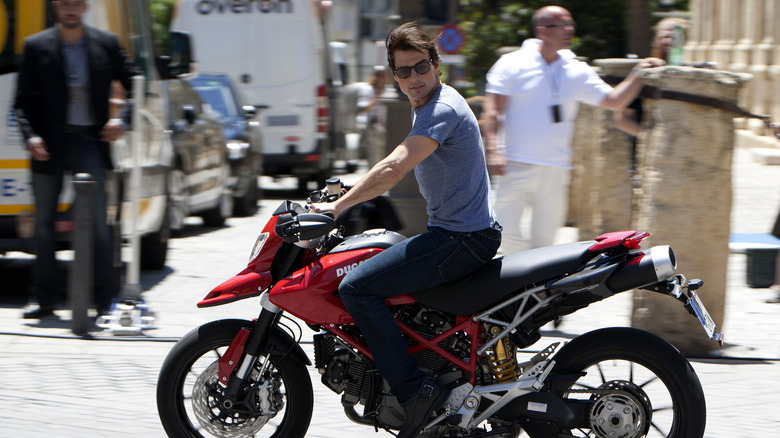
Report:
688,291,718,340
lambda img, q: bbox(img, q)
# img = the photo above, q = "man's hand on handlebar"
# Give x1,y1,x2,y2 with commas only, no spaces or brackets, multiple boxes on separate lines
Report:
308,177,348,218
311,201,338,218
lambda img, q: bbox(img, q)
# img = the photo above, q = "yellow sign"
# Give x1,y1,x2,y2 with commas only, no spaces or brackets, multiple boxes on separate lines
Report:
15,0,47,54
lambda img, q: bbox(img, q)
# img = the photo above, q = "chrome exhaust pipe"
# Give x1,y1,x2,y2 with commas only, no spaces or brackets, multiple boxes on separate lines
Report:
605,245,677,292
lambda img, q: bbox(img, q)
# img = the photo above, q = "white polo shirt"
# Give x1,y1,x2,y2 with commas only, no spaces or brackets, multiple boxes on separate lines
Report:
486,39,611,169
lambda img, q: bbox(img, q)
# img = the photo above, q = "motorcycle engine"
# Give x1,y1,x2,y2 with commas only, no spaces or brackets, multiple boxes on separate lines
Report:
401,305,469,374
312,305,470,431
313,333,405,429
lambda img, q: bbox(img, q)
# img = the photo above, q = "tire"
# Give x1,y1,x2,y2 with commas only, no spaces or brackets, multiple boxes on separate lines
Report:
168,165,189,232
233,172,259,217
157,319,313,438
296,176,311,196
201,191,232,227
140,206,169,270
550,327,706,438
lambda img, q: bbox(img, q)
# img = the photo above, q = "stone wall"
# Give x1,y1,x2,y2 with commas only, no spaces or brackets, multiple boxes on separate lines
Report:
686,0,780,147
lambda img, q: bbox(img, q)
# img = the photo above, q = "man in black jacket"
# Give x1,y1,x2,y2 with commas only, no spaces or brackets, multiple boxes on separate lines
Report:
14,0,137,319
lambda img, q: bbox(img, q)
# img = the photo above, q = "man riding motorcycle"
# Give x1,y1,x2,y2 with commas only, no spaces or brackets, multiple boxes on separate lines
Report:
312,22,501,437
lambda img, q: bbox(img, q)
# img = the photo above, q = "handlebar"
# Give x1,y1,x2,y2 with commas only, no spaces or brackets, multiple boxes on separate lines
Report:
271,177,348,245
306,177,349,208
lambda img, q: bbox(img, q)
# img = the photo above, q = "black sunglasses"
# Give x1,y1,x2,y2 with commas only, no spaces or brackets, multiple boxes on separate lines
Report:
543,21,577,29
394,60,433,79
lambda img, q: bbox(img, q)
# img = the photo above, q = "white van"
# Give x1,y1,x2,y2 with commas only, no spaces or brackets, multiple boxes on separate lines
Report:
171,0,337,192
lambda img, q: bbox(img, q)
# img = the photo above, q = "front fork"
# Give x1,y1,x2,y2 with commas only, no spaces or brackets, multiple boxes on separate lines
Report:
221,290,281,406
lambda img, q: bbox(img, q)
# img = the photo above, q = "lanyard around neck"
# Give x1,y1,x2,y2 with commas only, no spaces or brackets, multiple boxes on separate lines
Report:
547,61,560,103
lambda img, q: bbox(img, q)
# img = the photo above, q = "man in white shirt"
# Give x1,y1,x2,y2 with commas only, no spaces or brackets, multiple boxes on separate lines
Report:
483,5,663,254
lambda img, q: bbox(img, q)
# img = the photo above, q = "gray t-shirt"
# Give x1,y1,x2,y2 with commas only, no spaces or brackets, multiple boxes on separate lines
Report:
409,84,496,232
61,37,94,126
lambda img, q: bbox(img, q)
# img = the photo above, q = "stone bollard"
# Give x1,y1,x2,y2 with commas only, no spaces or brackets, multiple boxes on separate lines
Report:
383,97,428,238
630,66,751,354
567,100,598,235
570,59,637,240
70,173,95,335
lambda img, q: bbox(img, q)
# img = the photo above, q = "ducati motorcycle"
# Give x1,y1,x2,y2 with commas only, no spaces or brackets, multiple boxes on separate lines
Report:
157,179,723,438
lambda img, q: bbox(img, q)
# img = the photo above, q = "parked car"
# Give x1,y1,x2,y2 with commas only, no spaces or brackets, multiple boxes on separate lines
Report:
187,73,263,216
162,78,233,230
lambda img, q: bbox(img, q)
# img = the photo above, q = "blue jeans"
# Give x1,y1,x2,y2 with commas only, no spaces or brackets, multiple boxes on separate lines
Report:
338,224,501,404
31,127,115,310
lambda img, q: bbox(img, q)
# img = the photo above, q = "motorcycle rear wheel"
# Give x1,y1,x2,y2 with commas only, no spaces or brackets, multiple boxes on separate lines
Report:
157,319,313,438
550,327,706,438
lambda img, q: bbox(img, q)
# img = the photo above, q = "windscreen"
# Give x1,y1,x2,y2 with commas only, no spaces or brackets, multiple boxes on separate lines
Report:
190,81,239,118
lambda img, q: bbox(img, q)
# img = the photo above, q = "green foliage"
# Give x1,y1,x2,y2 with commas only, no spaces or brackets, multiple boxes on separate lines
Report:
150,0,176,55
458,0,542,94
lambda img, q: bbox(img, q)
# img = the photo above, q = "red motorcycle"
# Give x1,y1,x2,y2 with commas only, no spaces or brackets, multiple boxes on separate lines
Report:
157,180,722,438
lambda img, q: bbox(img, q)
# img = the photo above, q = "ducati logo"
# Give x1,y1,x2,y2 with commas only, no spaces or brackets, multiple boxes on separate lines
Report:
336,261,364,278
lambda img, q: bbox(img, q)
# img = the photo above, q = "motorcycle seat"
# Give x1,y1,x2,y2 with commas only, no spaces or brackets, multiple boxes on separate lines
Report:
413,241,597,316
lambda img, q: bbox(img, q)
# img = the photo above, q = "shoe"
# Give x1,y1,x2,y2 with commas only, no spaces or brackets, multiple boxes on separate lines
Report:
397,379,449,438
22,304,55,319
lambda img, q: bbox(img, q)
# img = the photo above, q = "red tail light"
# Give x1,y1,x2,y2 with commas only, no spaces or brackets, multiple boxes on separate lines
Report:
623,231,650,249
317,85,329,132
589,230,650,253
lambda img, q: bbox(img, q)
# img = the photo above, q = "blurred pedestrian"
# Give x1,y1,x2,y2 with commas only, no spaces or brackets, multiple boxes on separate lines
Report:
483,5,664,254
357,66,388,165
613,17,688,140
768,198,780,303
14,0,137,319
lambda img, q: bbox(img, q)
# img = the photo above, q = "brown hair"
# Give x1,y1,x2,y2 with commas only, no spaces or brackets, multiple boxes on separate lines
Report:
385,22,440,73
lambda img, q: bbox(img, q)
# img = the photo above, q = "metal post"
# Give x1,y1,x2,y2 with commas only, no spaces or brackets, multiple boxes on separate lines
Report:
70,173,95,335
123,74,145,299
96,75,157,335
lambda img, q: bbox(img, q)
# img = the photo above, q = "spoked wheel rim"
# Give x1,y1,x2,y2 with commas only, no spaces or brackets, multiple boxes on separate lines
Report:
180,345,291,437
565,360,677,437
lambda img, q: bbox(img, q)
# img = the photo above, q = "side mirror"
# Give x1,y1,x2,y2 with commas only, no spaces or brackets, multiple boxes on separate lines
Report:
182,105,196,125
167,31,193,77
241,105,257,119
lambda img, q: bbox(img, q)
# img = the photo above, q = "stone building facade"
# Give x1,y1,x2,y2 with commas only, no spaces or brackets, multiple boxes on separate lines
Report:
686,0,780,148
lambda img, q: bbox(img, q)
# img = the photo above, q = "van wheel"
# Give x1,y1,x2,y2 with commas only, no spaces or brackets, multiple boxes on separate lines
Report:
168,165,188,232
297,177,312,196
140,205,170,270
233,173,259,217
201,192,232,227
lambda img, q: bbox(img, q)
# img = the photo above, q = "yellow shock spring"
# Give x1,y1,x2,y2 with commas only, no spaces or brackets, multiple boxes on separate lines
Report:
490,333,518,383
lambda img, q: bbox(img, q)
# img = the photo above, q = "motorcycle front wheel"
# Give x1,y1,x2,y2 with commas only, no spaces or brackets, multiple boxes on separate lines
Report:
550,327,706,438
157,319,313,438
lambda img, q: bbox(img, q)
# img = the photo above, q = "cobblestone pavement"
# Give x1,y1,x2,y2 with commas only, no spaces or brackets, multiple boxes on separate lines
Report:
1,147,779,437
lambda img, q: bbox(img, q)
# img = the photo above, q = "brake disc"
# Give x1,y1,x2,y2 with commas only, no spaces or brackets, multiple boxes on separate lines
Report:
191,361,270,438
